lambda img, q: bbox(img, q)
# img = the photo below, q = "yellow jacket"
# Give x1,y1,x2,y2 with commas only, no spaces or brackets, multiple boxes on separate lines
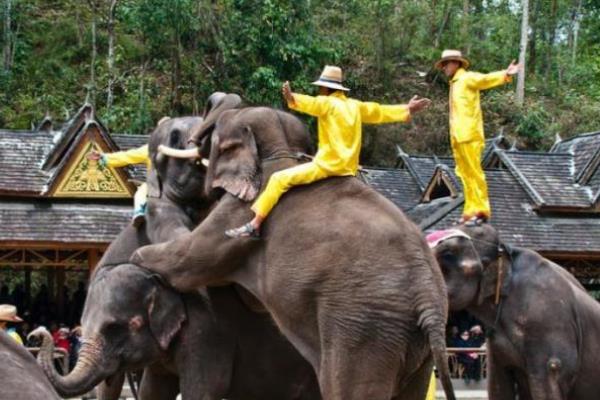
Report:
450,68,510,143
102,144,151,171
289,91,411,175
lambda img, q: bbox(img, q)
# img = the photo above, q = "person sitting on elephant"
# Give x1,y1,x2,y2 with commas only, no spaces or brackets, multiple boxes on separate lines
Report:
225,65,431,238
88,117,170,228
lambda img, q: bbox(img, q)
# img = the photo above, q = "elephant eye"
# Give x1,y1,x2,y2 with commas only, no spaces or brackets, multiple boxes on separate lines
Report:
440,250,457,266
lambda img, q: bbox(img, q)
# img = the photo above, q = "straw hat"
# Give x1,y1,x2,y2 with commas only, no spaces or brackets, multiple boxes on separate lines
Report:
434,49,470,70
0,304,23,323
311,65,350,92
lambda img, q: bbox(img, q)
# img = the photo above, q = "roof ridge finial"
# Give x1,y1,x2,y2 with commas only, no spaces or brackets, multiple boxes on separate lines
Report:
554,132,562,144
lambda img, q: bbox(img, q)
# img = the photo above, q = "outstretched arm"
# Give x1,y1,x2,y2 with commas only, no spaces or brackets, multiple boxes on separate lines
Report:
467,60,520,90
360,95,431,124
282,81,331,117
88,144,149,168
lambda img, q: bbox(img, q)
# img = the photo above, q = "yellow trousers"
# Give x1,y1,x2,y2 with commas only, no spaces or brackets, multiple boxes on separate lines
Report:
425,372,436,400
451,139,490,218
134,182,148,212
252,162,332,218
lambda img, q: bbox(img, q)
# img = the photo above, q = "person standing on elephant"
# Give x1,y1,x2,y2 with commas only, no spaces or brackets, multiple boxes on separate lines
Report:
435,50,520,224
88,117,171,228
226,65,431,238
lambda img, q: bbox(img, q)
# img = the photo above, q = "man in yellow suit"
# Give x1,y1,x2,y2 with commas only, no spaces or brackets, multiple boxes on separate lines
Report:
226,65,431,238
89,144,151,227
435,50,520,224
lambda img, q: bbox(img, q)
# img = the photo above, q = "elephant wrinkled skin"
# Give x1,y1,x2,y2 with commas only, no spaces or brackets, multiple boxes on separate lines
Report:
132,105,456,400
34,110,319,400
432,223,600,400
0,330,60,400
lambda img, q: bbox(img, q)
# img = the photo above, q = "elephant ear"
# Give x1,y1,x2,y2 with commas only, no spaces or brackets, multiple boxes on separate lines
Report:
189,93,242,145
147,283,186,351
210,125,261,202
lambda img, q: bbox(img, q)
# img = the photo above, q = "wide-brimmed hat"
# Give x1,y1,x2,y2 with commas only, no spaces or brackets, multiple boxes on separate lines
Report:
0,304,23,323
435,49,470,70
311,65,350,92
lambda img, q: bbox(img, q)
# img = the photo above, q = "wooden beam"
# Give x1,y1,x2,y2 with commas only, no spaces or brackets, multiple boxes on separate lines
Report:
0,241,108,250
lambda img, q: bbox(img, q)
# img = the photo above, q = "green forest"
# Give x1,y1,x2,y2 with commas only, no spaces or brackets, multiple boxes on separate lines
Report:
1,0,599,166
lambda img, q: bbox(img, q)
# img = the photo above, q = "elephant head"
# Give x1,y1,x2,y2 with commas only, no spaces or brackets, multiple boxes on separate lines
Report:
429,223,504,310
32,264,186,398
204,107,312,201
149,116,209,205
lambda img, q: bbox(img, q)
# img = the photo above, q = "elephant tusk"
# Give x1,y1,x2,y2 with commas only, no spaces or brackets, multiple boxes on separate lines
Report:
200,158,209,167
158,145,200,159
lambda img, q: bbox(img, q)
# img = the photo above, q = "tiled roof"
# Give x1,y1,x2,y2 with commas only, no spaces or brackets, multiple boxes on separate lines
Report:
497,151,592,208
0,129,149,195
361,168,422,211
414,169,600,254
0,200,131,243
0,130,54,194
551,131,600,177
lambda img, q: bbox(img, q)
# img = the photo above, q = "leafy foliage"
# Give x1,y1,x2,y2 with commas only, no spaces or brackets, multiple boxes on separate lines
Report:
0,0,599,165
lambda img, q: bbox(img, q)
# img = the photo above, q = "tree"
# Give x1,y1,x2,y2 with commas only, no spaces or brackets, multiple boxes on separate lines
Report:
516,0,529,106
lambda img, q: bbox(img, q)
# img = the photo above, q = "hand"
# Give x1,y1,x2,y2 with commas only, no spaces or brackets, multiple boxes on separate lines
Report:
87,150,102,161
506,59,521,76
282,81,296,106
407,95,431,115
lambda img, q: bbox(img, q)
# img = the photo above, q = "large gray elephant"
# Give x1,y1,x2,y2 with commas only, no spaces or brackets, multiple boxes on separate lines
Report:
430,222,600,400
34,104,319,400
132,104,456,400
0,330,60,400
34,268,319,400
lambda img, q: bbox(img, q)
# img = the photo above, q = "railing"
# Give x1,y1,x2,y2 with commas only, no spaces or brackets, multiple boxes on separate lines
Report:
446,347,487,380
28,347,69,374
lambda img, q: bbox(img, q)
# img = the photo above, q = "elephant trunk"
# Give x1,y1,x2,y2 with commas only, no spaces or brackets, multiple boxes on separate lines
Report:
33,328,107,398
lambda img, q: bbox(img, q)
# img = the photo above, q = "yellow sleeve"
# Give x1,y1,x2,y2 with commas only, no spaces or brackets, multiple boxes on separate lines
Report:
103,144,149,168
359,102,411,124
466,70,511,90
288,94,331,117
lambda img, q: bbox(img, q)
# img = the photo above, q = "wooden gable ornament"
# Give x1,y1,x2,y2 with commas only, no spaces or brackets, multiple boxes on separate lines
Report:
48,119,135,198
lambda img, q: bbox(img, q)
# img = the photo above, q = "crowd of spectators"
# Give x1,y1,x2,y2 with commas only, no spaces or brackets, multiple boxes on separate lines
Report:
447,311,486,384
0,281,87,371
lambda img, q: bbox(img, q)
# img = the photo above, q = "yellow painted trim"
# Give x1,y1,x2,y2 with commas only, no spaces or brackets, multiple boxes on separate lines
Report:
52,141,133,198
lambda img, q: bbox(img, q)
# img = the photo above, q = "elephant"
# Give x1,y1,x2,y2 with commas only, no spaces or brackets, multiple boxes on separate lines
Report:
34,103,320,400
33,266,320,400
429,222,600,400
131,103,457,400
0,329,60,400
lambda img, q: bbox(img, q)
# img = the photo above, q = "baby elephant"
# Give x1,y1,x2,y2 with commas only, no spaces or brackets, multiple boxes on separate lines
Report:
429,223,600,400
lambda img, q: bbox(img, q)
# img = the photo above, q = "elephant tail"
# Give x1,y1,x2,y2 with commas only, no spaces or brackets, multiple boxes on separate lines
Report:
425,326,456,400
414,254,456,400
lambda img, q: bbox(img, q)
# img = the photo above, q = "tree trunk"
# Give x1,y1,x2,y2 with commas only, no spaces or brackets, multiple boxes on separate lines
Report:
528,0,540,74
568,0,583,65
107,0,119,112
88,0,98,104
434,0,452,49
462,0,469,53
3,0,12,72
516,0,529,106
545,0,558,82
